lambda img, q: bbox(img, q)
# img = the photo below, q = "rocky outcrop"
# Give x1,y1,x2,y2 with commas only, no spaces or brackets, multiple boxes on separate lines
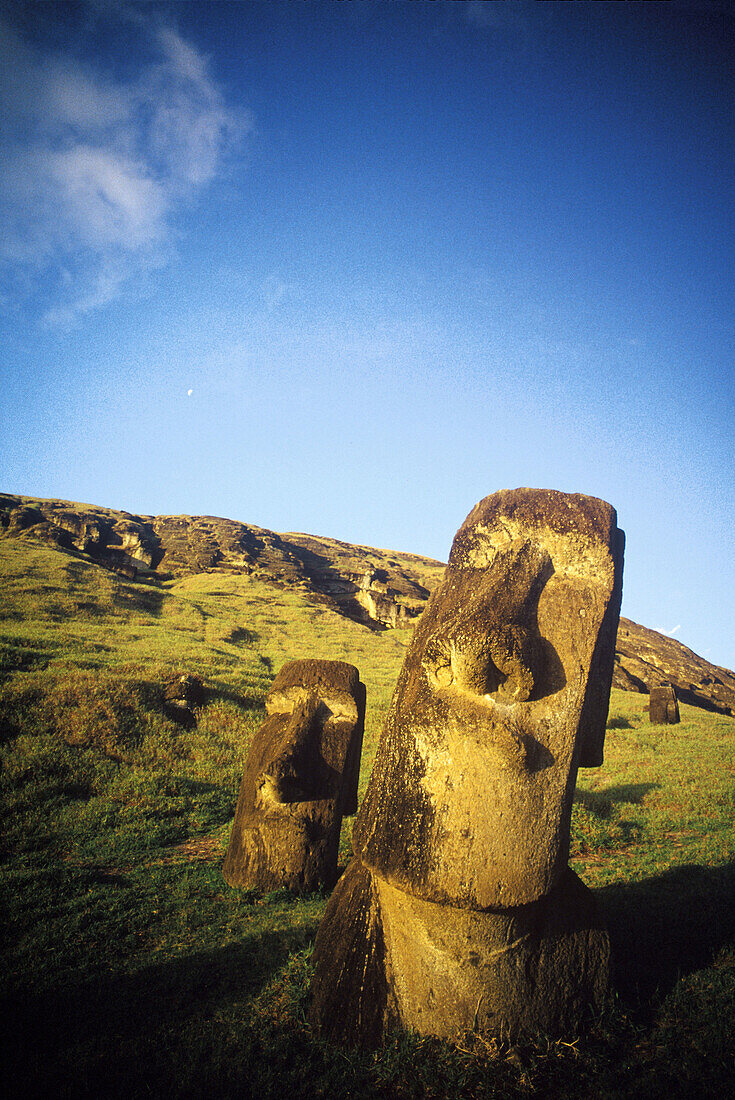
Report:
615,618,735,716
1,492,732,715
0,493,441,632
0,495,162,575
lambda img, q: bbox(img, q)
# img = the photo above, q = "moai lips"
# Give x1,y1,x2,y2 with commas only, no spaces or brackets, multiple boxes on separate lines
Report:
223,659,365,894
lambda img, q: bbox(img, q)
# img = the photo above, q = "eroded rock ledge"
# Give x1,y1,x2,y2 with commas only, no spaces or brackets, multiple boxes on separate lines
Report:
1,492,732,714
0,492,441,632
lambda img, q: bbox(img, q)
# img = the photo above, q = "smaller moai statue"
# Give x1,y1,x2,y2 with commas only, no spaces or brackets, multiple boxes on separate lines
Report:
223,659,365,894
649,682,680,724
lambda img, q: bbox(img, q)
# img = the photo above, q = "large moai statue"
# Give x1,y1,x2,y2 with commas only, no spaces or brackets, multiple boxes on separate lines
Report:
310,489,624,1046
223,659,366,895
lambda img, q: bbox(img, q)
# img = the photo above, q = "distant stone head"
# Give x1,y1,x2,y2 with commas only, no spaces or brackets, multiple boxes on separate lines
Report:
223,658,366,895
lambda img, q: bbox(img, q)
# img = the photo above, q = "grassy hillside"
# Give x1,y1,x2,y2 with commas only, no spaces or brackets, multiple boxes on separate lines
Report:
1,538,733,1098
4,490,734,716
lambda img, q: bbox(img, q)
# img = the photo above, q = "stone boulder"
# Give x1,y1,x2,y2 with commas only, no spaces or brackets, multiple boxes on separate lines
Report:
648,682,680,724
310,489,624,1045
163,673,205,727
223,659,366,894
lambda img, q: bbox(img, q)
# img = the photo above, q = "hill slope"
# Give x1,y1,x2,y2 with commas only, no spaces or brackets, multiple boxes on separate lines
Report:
2,491,733,715
1,499,734,1099
0,492,444,631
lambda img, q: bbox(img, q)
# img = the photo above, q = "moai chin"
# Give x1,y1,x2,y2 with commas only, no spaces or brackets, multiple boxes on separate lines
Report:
310,489,624,1046
223,659,365,895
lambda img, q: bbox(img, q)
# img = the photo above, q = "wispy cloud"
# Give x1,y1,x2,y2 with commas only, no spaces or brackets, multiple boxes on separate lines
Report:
654,624,682,637
463,0,533,35
0,4,247,326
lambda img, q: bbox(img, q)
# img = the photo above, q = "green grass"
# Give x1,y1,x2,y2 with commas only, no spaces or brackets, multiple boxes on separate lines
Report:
572,691,735,884
1,536,734,1098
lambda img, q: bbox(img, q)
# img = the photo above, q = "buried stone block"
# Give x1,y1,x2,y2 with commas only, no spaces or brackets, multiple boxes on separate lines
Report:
163,672,205,728
310,488,624,1046
222,659,365,894
649,682,680,725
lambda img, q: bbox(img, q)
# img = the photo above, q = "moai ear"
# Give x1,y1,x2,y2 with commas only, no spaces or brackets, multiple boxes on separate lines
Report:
577,526,625,766
340,679,366,816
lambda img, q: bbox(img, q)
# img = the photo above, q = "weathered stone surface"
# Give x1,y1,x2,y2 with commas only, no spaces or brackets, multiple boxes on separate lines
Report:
0,494,163,574
648,682,680,725
310,489,623,1046
164,673,205,706
0,492,441,630
381,865,609,1040
353,488,624,910
163,673,205,727
309,859,397,1048
222,659,365,894
310,861,608,1045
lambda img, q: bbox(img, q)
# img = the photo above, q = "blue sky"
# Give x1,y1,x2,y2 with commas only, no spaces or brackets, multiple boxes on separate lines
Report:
1,0,733,668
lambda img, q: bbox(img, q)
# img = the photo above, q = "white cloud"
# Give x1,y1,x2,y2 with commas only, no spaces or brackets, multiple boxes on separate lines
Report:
44,62,135,131
144,24,242,189
464,0,532,34
0,5,246,325
42,262,127,328
48,145,169,248
654,624,682,637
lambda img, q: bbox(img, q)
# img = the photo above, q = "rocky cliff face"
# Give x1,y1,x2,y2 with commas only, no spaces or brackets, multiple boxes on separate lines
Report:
614,617,735,716
1,492,732,715
0,493,443,632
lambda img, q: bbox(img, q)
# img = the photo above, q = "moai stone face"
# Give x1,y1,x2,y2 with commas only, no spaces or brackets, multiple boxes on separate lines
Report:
310,489,624,1047
649,682,680,725
353,489,625,909
222,659,365,894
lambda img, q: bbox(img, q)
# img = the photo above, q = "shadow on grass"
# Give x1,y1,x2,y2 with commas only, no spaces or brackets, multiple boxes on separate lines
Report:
600,860,735,1008
206,685,269,711
606,716,633,729
2,922,317,1098
575,783,658,818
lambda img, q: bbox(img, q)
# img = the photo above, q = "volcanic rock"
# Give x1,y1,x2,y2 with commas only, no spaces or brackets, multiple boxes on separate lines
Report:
648,682,680,724
310,488,624,1045
222,659,365,894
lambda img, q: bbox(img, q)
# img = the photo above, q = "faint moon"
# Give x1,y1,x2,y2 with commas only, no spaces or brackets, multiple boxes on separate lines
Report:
187,389,193,396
